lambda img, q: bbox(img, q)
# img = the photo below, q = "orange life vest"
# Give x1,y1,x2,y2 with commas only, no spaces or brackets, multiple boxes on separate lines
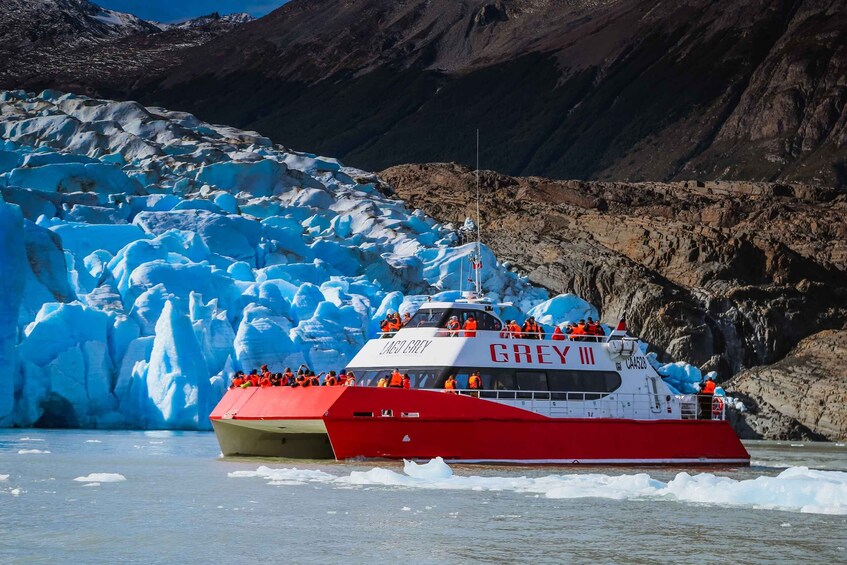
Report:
552,327,565,341
444,379,456,390
403,377,411,389
345,376,356,386
325,375,337,386
468,374,482,389
231,377,244,388
282,372,293,386
389,371,403,387
463,319,477,337
702,380,716,394
377,377,388,388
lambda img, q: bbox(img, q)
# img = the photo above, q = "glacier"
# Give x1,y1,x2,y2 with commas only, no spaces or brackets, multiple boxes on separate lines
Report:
0,89,701,430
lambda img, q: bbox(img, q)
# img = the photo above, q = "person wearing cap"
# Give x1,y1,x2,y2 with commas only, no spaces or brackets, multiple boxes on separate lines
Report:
571,319,587,340
402,312,412,326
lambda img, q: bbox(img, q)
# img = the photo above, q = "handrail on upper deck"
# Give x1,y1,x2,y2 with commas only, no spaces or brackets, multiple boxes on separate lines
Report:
379,328,609,342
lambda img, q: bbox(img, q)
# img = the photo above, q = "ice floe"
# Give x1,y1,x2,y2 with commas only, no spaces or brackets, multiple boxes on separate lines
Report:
228,459,847,515
73,473,126,482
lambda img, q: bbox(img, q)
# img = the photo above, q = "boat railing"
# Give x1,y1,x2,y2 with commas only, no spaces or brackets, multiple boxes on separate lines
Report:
379,329,608,342
448,389,728,421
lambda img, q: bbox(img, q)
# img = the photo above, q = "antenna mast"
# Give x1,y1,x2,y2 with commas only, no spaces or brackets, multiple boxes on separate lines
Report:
475,129,482,296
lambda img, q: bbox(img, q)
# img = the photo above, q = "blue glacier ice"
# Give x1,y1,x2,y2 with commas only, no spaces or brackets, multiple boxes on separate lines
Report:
0,89,704,429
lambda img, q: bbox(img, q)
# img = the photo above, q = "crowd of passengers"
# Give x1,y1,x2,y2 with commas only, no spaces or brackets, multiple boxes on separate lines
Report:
378,310,607,340
229,364,358,389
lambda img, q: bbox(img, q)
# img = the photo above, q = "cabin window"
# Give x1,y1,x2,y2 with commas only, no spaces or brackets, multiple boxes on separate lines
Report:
407,309,449,328
409,308,503,333
547,370,622,400
515,371,548,399
352,367,448,388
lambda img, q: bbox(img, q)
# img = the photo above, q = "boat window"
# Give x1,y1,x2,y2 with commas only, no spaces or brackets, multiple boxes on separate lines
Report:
351,367,448,388
412,308,503,333
547,370,621,400
516,371,548,399
407,309,449,328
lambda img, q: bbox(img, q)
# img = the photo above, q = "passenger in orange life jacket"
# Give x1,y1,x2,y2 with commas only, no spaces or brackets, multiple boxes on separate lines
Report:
571,320,587,339
446,315,460,336
324,371,337,386
309,372,321,387
344,371,356,386
551,326,566,341
387,312,402,333
389,369,404,388
377,376,388,387
444,374,457,392
699,375,716,419
230,371,245,388
337,370,348,386
468,371,482,390
403,373,411,389
463,315,477,337
248,369,260,387
508,320,522,338
500,320,513,338
522,317,543,340
281,368,294,386
260,373,273,387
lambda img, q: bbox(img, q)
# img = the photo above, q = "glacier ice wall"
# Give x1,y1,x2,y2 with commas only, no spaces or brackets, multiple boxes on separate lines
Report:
0,89,706,429
0,89,554,429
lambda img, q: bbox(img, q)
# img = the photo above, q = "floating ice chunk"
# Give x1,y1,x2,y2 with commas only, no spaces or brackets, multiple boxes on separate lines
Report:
73,473,126,482
403,457,452,480
85,440,102,443
0,474,8,481
18,449,50,454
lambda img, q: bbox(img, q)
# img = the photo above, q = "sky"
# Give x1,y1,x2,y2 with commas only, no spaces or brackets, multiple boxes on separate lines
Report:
92,1,289,23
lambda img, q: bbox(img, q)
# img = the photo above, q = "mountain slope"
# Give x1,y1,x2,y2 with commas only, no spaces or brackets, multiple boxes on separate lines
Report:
138,0,847,187
0,1,252,97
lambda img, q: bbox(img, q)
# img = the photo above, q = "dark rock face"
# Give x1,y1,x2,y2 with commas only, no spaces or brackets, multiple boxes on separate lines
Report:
380,163,847,378
0,0,251,98
727,330,847,441
127,0,847,188
2,0,844,186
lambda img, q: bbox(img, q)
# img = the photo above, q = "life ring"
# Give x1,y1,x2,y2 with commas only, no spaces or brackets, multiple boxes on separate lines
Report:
711,397,724,416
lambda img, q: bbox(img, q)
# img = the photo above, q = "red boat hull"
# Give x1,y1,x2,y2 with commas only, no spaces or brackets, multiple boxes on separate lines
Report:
210,387,750,464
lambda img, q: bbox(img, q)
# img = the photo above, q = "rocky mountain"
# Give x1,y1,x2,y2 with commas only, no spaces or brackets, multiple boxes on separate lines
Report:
379,162,847,383
135,0,847,188
2,0,844,187
163,12,254,30
0,1,252,97
728,330,847,441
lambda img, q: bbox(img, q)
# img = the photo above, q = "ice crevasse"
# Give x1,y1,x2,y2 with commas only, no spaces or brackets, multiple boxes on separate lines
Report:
0,89,695,430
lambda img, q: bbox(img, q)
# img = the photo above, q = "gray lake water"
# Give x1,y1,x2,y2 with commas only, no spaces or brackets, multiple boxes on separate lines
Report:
1,430,845,564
